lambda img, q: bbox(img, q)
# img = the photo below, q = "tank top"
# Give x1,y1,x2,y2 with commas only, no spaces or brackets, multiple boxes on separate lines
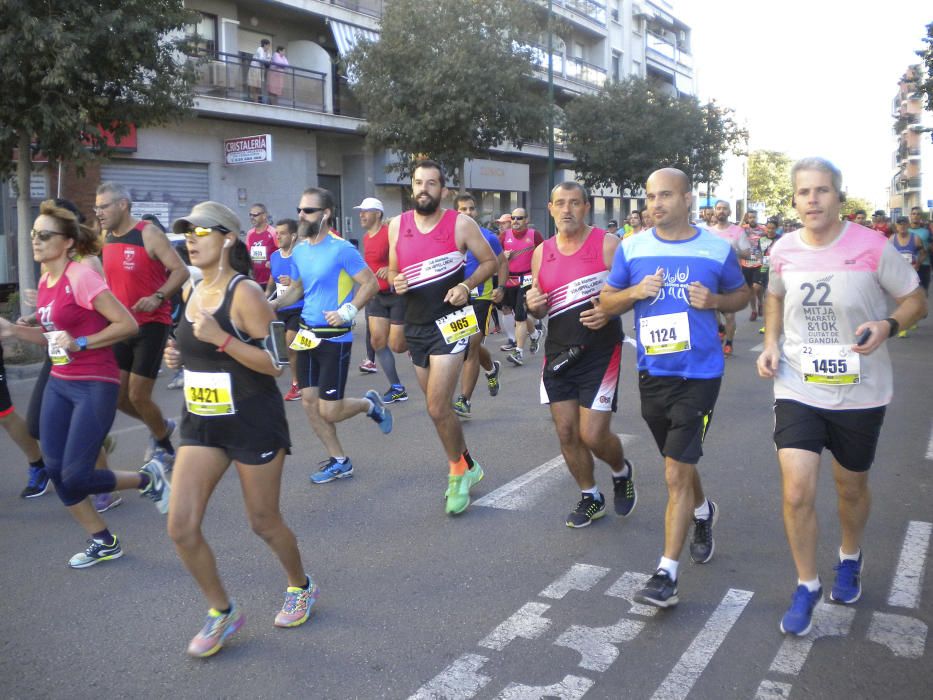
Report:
103,221,171,326
363,224,391,293
536,228,620,355
891,233,920,265
395,209,464,325
502,228,540,287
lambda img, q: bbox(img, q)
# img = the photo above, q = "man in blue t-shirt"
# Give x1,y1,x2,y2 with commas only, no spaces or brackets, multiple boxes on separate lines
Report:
908,206,931,295
600,168,749,609
273,186,390,485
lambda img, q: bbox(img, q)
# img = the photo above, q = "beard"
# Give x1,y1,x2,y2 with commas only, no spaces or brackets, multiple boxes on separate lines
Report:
414,193,440,215
299,218,323,238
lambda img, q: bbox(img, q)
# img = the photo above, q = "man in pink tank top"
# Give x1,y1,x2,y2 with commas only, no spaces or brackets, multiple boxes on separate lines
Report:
708,200,751,355
499,208,544,366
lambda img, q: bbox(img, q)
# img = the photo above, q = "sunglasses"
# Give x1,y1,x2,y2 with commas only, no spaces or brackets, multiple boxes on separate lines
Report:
185,225,231,237
511,216,525,221
93,201,117,213
30,228,66,242
297,207,325,215
249,211,263,218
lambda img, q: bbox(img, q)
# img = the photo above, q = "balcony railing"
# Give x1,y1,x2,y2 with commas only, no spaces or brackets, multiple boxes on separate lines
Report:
566,55,608,87
328,0,385,18
555,0,607,27
190,51,326,112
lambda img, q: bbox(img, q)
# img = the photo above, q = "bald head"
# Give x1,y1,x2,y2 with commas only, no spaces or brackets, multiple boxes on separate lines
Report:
510,207,528,231
647,168,691,195
646,168,693,233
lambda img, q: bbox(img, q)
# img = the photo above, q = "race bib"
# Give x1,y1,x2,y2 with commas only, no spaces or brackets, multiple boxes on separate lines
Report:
520,274,533,288
184,370,236,416
435,305,479,344
801,344,861,385
275,283,289,300
290,327,321,350
762,255,770,268
44,332,71,366
250,242,267,262
901,252,914,264
640,312,691,355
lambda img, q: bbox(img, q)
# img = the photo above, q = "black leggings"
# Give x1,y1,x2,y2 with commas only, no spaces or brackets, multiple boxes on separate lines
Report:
26,358,52,440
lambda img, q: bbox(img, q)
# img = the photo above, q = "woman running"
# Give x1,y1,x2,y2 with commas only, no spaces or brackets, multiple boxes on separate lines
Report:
0,200,171,567
164,201,316,658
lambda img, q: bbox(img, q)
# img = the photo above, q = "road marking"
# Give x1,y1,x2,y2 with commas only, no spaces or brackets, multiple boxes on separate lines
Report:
926,420,933,460
474,434,638,511
554,616,645,672
496,675,593,700
767,603,854,676
754,680,792,699
479,602,552,651
604,571,660,617
409,653,491,700
650,588,753,700
888,520,932,609
867,612,927,658
540,564,610,600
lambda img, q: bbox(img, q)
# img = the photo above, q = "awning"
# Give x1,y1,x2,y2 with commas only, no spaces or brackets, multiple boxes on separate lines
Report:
329,20,379,58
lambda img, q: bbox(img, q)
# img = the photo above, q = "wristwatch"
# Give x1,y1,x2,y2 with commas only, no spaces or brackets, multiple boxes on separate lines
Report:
75,336,88,352
884,317,899,337
154,291,165,301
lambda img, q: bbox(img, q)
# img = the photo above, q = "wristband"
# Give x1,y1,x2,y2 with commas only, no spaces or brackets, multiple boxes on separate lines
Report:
154,291,165,301
216,334,233,353
456,282,471,295
884,317,899,337
337,303,358,323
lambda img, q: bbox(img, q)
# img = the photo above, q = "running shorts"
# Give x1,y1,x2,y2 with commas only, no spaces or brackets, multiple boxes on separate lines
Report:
295,340,352,400
113,322,171,379
639,373,721,465
540,342,621,412
405,323,468,368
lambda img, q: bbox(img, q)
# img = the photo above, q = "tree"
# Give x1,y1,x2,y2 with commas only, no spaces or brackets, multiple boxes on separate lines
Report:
692,101,747,206
748,150,794,219
346,0,549,183
917,21,933,131
840,197,875,219
0,0,197,314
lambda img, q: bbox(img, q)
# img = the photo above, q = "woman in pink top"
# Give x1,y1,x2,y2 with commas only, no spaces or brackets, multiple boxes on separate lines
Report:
0,201,169,569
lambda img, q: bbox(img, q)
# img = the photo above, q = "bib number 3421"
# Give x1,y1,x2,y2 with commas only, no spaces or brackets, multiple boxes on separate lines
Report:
184,370,236,416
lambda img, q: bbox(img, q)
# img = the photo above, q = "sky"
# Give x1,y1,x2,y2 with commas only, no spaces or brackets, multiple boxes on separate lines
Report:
678,0,931,208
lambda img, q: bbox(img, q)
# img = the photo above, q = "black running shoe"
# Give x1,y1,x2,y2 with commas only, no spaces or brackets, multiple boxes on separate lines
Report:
566,494,606,528
20,465,50,499
612,459,637,517
690,500,718,564
635,568,679,608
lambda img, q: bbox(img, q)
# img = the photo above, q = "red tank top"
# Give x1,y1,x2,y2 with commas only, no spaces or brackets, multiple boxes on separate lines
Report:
363,224,391,292
502,228,540,286
536,227,620,354
103,221,171,325
395,209,463,324
36,262,119,384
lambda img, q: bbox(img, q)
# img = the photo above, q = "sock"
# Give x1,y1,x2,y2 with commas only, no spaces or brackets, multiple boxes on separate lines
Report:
611,460,631,479
156,435,175,455
658,557,679,581
462,450,475,470
798,577,821,592
694,499,711,520
333,456,348,464
300,576,311,590
213,605,232,616
139,472,151,490
29,458,46,470
376,345,401,386
839,547,861,562
582,486,601,500
92,528,114,544
501,313,516,341
449,456,469,476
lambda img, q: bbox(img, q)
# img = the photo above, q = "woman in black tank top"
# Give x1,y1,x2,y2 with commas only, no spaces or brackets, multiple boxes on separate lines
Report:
164,202,317,658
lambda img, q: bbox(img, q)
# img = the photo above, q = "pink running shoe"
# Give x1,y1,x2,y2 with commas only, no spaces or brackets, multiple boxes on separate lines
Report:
187,603,244,658
274,576,320,628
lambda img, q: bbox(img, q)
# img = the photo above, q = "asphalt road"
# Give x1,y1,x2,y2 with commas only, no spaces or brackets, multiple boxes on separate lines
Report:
1,311,931,699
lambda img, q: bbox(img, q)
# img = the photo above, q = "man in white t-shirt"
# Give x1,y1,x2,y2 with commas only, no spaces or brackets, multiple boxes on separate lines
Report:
757,157,926,637
708,201,751,355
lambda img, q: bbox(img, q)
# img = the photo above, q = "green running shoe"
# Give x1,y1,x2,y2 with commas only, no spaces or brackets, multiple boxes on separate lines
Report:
444,463,485,515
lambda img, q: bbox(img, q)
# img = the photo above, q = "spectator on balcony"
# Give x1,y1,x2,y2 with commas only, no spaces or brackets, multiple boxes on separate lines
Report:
247,39,272,103
268,46,289,105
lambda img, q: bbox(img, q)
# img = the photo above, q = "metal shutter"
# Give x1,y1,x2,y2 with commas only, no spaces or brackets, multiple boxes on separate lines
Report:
100,161,210,229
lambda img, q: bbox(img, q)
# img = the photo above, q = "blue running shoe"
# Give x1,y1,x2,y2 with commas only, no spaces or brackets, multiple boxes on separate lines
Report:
145,418,176,465
310,457,354,484
382,384,408,404
830,552,863,604
780,584,822,636
20,466,50,499
365,389,393,434
139,458,171,514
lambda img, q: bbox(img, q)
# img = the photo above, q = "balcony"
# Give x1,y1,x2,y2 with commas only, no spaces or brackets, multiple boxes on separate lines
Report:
527,43,606,90
328,0,384,18
541,0,608,37
565,55,608,87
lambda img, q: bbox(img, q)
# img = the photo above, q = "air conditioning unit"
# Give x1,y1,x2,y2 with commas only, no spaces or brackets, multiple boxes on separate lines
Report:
206,61,227,88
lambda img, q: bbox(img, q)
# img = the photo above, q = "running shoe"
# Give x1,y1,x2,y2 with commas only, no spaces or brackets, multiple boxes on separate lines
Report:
491,326,501,335
634,569,679,608
166,369,184,389
139,458,172,514
759,327,766,334
144,418,176,464
897,330,908,338
830,552,863,604
274,576,320,628
506,348,524,366
358,359,378,374
93,492,123,513
690,500,718,564
529,330,542,354
284,383,302,401
750,311,758,321
500,340,517,352
486,360,501,397
68,536,123,569
723,342,733,356
365,389,393,434
382,384,408,404
20,466,50,499
780,584,822,636
310,457,354,484
187,603,244,658
611,460,637,517
445,462,485,515
566,493,606,528
453,395,471,418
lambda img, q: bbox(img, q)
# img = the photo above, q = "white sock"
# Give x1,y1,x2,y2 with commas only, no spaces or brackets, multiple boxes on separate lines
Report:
582,486,601,500
694,499,711,520
611,460,631,479
501,314,516,341
798,577,821,592
658,557,679,581
839,547,861,562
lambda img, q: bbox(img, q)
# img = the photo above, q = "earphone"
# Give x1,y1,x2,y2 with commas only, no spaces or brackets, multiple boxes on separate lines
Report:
223,239,232,249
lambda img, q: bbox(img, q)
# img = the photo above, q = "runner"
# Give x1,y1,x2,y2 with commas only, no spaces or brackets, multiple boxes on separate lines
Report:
500,208,544,366
267,218,303,398
756,157,926,636
97,182,189,468
525,181,636,527
0,343,46,497
741,210,766,321
0,200,170,568
908,206,931,295
273,187,390,485
600,168,749,608
756,218,781,335
388,160,496,515
166,201,316,657
246,203,278,287
707,200,752,356
452,193,508,418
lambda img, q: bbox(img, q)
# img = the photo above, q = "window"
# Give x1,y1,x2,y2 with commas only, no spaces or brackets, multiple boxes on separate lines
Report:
187,12,217,57
632,60,642,77
611,0,621,23
611,52,622,82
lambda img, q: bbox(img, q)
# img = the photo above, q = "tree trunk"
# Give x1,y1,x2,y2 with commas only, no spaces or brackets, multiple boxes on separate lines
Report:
16,132,37,318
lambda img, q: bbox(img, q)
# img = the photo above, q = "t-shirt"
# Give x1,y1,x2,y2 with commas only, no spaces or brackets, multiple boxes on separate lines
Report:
768,222,919,409
286,235,366,343
269,249,302,311
709,224,751,257
362,225,391,293
606,227,746,379
466,228,502,300
247,225,278,285
741,226,765,268
908,226,931,267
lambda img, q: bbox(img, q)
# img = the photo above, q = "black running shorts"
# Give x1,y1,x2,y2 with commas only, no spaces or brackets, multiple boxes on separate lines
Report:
541,342,621,412
113,322,171,379
639,373,721,465
296,340,352,400
405,323,469,368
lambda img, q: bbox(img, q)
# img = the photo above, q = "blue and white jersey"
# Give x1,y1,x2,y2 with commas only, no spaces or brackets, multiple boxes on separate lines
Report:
605,226,745,378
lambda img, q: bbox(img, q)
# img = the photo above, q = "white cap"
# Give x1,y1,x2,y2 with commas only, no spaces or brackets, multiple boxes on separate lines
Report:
353,197,384,212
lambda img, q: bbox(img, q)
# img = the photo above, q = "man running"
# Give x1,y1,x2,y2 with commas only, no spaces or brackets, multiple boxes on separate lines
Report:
526,181,636,528
97,182,189,467
267,218,303,400
246,203,278,288
388,160,496,515
708,200,751,356
500,207,543,366
600,168,749,608
452,193,508,418
741,210,766,322
273,187,390,485
908,206,931,295
757,157,926,636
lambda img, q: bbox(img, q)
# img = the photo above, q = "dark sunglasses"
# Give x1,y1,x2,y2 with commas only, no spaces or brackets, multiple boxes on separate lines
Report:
249,211,263,217
297,207,325,215
511,216,525,221
30,228,66,241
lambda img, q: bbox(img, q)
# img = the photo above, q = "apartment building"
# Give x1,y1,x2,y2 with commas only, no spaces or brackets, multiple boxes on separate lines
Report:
888,64,932,218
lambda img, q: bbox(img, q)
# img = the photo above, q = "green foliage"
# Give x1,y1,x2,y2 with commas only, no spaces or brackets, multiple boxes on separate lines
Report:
345,0,549,179
748,150,794,219
0,0,198,177
917,21,933,129
561,79,745,194
840,196,874,219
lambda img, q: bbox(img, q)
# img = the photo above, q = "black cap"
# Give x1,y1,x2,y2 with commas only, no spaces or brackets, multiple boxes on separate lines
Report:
607,219,618,227
896,216,909,224
873,210,886,217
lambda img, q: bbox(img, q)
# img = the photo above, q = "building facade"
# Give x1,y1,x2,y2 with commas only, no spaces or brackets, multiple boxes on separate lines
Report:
888,64,933,218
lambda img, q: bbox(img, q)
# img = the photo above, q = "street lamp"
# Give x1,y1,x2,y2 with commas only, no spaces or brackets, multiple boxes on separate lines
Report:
547,0,555,238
